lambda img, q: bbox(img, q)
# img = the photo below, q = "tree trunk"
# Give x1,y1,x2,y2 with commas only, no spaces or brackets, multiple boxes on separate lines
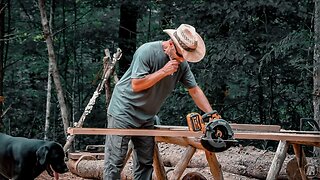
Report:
118,0,138,76
44,62,52,140
71,0,77,151
313,0,320,157
0,0,6,129
38,0,70,137
44,0,55,141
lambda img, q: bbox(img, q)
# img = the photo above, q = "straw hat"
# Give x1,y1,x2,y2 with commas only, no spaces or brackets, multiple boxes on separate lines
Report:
163,24,206,62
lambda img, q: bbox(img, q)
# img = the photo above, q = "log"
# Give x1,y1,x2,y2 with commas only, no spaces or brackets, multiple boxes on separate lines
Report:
68,158,255,180
68,156,135,180
266,140,289,180
169,146,196,180
158,144,291,179
68,156,103,179
205,150,224,180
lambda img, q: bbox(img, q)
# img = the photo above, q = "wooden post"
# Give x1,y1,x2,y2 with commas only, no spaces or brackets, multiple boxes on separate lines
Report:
169,146,196,180
120,141,133,178
292,144,308,180
266,140,289,180
63,49,122,152
205,150,224,180
153,143,167,180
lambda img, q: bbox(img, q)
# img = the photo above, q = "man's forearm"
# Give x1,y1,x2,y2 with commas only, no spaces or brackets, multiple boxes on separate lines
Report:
131,59,180,92
189,86,213,113
131,69,167,92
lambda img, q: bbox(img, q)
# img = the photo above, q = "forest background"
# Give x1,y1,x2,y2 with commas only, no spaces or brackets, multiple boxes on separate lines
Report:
0,0,318,153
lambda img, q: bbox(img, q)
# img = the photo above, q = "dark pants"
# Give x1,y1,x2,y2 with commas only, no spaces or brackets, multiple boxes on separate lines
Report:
104,114,155,180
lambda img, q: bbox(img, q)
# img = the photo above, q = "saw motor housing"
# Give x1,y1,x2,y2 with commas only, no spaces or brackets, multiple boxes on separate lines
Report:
186,111,237,152
186,112,205,132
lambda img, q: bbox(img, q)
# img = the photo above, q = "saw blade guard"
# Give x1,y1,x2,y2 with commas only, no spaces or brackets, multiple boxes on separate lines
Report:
200,119,236,152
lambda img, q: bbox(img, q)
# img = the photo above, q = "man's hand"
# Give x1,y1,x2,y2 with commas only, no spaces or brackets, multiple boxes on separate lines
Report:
131,60,179,92
202,110,222,122
212,112,222,120
161,60,180,76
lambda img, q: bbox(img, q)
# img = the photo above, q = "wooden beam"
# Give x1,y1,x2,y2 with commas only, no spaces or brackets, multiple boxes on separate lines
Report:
235,132,320,143
153,143,167,180
155,124,281,132
205,150,224,180
68,128,320,144
266,140,289,180
280,129,320,134
67,128,203,137
292,144,308,180
169,146,196,180
121,141,133,177
230,124,281,132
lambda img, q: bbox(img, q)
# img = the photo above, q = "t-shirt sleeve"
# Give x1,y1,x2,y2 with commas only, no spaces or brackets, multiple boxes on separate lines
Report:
180,63,197,89
131,45,151,79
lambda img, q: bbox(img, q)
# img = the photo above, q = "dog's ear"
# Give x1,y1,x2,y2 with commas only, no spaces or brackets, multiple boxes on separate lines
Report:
36,145,49,165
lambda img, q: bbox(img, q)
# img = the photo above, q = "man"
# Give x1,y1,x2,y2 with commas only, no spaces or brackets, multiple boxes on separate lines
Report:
104,24,214,180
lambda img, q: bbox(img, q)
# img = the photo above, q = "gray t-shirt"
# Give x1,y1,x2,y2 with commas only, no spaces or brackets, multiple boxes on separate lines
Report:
108,41,197,122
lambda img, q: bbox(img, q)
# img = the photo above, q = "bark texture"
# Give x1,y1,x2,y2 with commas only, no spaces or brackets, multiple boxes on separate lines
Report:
314,0,320,157
38,0,70,136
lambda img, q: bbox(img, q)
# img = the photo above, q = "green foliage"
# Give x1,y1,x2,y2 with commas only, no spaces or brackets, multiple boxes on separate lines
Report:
153,0,314,132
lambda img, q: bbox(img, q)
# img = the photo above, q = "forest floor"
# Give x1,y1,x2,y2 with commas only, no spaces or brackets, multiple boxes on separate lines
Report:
36,143,320,180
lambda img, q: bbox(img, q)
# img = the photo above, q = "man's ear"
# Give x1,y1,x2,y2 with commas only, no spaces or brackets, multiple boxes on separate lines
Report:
36,146,49,165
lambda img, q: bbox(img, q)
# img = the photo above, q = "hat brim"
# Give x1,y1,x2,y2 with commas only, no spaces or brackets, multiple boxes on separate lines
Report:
163,29,206,62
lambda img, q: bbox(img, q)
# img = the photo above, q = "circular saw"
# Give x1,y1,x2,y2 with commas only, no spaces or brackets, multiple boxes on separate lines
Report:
186,111,237,152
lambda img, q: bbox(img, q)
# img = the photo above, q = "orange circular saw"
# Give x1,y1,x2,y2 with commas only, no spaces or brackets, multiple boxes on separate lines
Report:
186,111,237,152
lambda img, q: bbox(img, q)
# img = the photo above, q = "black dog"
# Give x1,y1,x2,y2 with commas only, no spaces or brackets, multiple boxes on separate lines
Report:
0,133,69,180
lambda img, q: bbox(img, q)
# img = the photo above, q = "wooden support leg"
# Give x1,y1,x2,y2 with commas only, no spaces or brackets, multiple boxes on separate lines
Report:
292,144,308,180
121,141,133,178
153,142,167,180
123,141,133,164
205,150,224,180
266,140,289,180
169,146,196,180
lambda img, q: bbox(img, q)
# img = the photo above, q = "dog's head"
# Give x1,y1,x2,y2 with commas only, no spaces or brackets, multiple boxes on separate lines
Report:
36,141,69,177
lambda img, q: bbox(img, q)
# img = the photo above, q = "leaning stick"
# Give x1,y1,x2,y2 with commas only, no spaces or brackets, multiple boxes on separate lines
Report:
63,48,122,152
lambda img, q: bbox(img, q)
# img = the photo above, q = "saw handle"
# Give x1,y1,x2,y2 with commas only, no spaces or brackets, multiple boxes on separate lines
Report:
202,110,221,122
